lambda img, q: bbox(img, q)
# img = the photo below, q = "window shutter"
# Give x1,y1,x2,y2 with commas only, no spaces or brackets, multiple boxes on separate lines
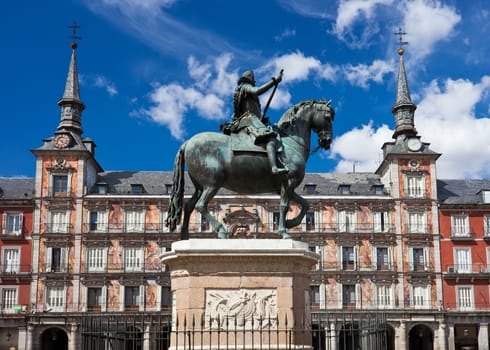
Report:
2,213,6,234
408,248,414,271
18,213,23,235
61,248,68,272
373,212,381,232
46,247,52,272
338,211,346,232
423,248,429,270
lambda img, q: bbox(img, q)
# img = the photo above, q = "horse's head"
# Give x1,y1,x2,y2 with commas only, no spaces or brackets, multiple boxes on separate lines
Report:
310,100,335,150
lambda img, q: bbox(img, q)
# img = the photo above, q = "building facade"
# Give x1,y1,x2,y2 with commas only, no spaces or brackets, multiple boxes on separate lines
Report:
0,42,489,350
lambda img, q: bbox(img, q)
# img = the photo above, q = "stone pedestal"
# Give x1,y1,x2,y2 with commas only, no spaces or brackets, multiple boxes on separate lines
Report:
161,239,318,350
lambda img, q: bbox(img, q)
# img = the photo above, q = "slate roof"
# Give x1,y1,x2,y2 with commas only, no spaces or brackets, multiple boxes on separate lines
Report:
92,171,385,197
437,179,490,204
0,177,35,199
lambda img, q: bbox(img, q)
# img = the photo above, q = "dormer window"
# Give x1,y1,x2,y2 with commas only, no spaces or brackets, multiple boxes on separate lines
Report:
96,183,108,195
373,185,384,195
303,184,317,194
165,184,173,195
131,184,144,195
339,185,350,195
481,189,490,204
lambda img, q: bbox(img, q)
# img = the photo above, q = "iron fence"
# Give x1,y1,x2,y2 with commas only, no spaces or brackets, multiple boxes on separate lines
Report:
80,312,388,350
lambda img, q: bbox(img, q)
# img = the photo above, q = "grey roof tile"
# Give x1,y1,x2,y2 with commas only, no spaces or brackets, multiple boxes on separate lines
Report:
0,177,35,199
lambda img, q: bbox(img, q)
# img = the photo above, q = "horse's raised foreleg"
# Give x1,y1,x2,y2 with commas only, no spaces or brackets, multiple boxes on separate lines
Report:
195,186,228,239
285,191,310,229
180,190,201,240
278,185,291,239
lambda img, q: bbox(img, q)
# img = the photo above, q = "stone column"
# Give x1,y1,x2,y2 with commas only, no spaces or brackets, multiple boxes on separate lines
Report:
396,322,407,350
17,327,27,350
69,323,79,349
478,323,489,350
329,322,336,350
435,322,447,350
26,325,34,350
144,324,151,350
448,324,455,350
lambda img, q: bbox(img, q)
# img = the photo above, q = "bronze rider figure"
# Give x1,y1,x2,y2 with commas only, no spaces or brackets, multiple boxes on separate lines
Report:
230,70,287,175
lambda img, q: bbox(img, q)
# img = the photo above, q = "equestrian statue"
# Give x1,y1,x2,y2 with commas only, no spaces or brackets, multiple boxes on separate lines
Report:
166,69,335,239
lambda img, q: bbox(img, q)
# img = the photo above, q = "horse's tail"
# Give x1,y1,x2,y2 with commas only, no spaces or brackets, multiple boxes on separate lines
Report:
166,142,186,231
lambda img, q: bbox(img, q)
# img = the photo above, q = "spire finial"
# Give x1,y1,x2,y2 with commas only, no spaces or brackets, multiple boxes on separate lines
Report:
394,27,408,55
68,20,82,49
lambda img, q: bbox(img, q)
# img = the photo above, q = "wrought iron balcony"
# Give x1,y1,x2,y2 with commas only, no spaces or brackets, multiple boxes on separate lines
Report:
0,264,32,275
444,264,490,275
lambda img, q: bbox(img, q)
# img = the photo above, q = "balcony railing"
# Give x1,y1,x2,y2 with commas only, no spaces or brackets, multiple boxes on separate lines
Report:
290,223,396,234
450,230,476,240
405,225,430,234
43,223,73,234
83,223,169,234
83,263,165,274
0,264,32,274
444,264,490,274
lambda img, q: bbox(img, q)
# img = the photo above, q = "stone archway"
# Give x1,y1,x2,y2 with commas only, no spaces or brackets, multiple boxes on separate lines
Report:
386,324,395,350
41,327,68,350
338,322,360,350
409,324,434,350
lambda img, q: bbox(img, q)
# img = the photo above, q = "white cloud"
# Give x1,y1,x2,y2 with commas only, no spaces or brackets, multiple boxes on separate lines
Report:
402,0,461,61
334,0,393,47
329,121,392,172
261,51,323,83
274,28,296,42
94,75,118,96
330,76,490,178
343,59,394,88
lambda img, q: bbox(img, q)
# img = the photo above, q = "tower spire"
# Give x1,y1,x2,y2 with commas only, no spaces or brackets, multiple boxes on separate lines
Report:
57,21,85,134
392,28,417,139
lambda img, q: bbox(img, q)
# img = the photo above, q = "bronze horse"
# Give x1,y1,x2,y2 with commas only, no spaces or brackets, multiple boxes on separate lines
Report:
166,99,335,239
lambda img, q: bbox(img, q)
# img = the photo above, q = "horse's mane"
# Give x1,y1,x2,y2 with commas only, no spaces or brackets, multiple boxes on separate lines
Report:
277,99,318,128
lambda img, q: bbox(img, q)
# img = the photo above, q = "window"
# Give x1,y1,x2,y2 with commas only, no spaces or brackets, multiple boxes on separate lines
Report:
46,247,68,273
309,246,321,270
409,247,428,271
376,247,390,270
89,211,108,232
373,185,384,195
46,287,65,312
456,286,473,311
161,286,172,310
310,285,320,306
50,211,69,233
96,183,108,194
271,212,280,232
376,285,392,308
485,215,490,237
165,184,173,195
451,214,470,237
2,212,23,235
305,212,315,231
124,247,143,272
2,248,20,273
53,175,68,195
412,285,430,309
87,287,103,311
406,175,425,198
338,211,356,232
455,248,472,273
201,214,210,232
339,185,350,195
407,211,427,234
125,210,144,232
342,246,356,270
0,287,18,313
304,184,317,194
87,248,106,272
342,284,356,308
482,190,490,203
373,211,389,233
125,286,140,311
131,184,144,194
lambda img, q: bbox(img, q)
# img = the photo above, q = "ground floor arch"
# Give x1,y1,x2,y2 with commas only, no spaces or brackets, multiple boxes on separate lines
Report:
41,327,68,350
408,324,433,350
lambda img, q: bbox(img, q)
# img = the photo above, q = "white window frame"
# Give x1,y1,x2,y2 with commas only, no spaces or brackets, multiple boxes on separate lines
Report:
50,211,69,233
454,248,472,273
456,286,474,311
484,215,490,237
124,247,144,272
376,284,393,309
2,212,23,236
412,285,430,309
2,247,21,273
305,211,316,231
160,210,169,233
123,285,143,311
451,214,470,237
45,247,68,273
407,211,427,234
341,283,360,309
125,210,145,232
340,246,357,270
373,211,390,233
338,210,356,232
0,286,18,313
88,210,108,233
46,286,66,312
408,247,429,271
406,175,425,198
86,285,107,312
86,247,107,272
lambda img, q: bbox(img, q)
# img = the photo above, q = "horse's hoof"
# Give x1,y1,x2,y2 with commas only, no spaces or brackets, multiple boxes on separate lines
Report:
218,231,228,239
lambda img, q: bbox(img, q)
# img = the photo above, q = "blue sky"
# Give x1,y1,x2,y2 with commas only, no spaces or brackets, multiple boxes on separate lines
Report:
2,0,490,179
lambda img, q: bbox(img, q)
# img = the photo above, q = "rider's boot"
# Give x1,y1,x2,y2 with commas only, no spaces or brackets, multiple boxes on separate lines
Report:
267,141,288,175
